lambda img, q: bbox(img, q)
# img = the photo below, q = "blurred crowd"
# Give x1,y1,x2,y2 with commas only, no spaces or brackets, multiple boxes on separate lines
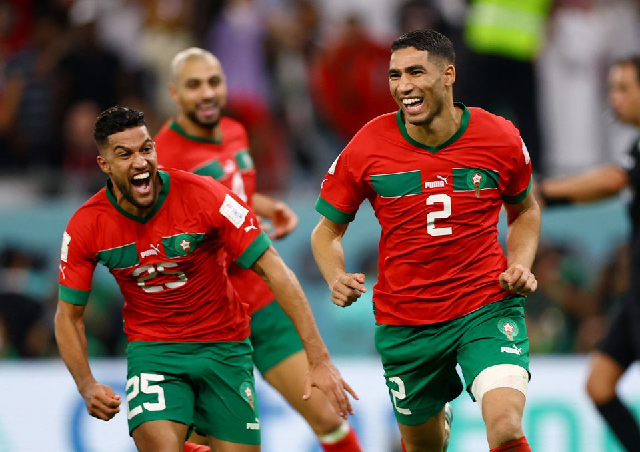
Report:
1,0,640,358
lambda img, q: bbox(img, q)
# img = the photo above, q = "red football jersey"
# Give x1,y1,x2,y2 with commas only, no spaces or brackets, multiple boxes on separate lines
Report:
155,119,274,314
316,105,532,325
58,169,271,342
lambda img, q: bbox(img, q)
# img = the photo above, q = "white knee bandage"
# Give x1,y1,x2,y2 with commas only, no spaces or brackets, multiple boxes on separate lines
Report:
471,364,529,410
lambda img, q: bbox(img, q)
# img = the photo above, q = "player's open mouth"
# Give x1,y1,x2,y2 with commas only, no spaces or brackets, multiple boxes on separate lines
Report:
131,171,152,195
402,97,423,113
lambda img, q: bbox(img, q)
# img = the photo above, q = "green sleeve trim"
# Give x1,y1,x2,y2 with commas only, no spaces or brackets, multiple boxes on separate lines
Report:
59,285,90,306
502,177,532,204
314,197,356,224
235,232,272,269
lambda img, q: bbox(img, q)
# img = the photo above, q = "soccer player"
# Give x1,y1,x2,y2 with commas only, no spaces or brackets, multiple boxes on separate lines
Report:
54,106,357,452
154,47,363,452
311,30,541,452
537,55,640,452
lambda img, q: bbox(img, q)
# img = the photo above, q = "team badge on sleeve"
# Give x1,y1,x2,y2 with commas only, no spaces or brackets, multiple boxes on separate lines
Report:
60,231,71,263
220,194,249,228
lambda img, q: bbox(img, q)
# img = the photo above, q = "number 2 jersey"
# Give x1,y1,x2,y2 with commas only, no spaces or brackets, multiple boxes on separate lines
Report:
58,168,271,342
316,105,532,325
154,118,274,315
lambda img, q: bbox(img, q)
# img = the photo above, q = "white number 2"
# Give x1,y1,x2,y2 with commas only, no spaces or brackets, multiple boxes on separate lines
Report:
389,376,412,415
426,194,452,236
126,373,166,420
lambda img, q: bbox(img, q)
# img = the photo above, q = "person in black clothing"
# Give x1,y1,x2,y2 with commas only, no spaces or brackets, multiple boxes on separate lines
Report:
537,55,640,452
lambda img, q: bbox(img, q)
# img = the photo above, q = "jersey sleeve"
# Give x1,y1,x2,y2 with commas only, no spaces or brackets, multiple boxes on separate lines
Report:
502,137,533,204
315,146,367,224
202,179,272,269
58,214,97,305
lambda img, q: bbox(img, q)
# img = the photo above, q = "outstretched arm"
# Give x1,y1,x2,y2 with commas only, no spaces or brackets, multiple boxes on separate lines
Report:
538,165,628,206
500,192,542,295
54,301,121,420
251,246,358,418
310,216,366,308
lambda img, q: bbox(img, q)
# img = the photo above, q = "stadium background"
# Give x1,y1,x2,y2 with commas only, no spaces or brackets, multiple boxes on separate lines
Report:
1,0,640,450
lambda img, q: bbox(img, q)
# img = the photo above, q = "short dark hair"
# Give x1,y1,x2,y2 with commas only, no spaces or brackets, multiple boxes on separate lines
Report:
614,55,640,84
94,106,146,149
391,29,455,65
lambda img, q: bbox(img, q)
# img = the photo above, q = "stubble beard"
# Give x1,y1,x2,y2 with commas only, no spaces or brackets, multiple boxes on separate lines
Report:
187,110,220,130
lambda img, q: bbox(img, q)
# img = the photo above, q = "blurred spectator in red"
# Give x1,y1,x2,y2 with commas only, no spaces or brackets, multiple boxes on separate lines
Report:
0,0,34,59
311,14,397,145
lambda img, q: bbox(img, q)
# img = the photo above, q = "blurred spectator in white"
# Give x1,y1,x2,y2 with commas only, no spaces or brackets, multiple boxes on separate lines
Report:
540,0,640,177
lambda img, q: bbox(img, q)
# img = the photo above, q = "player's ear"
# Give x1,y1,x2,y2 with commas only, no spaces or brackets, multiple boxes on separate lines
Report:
96,154,110,175
443,64,455,87
169,83,178,102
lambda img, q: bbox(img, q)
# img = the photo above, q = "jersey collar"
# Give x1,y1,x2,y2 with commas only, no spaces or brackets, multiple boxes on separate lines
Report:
169,120,223,144
396,102,469,153
105,170,170,224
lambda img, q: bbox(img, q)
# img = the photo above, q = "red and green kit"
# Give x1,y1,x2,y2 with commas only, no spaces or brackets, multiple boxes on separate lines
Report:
58,168,271,342
316,105,532,325
155,118,273,315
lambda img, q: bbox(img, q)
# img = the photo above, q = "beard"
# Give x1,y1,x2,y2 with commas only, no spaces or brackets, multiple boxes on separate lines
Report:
186,110,221,130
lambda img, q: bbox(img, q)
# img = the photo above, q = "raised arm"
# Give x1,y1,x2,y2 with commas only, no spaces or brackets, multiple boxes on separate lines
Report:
54,301,121,420
500,191,541,296
310,216,366,308
251,246,358,418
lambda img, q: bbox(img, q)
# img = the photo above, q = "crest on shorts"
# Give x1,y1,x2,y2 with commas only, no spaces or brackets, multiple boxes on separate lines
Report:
498,318,519,341
240,381,256,411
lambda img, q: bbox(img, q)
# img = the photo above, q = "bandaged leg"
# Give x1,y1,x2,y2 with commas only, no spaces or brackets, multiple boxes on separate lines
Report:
471,364,529,411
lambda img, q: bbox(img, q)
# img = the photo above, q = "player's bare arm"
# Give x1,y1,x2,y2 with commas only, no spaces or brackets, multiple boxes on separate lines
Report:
310,216,367,308
251,192,298,240
500,191,541,296
54,301,121,421
251,246,359,418
538,165,628,206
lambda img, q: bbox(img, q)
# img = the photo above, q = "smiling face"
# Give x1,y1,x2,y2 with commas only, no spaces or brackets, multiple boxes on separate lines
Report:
97,125,160,216
388,46,455,127
170,53,227,133
608,62,640,127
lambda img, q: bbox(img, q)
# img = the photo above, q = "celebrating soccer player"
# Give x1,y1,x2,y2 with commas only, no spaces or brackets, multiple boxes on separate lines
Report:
311,30,541,452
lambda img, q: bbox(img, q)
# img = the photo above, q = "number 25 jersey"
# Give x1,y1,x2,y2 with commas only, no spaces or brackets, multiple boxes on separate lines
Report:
58,169,271,342
316,105,532,325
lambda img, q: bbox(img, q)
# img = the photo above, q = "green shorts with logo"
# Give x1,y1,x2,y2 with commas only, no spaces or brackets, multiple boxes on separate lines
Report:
126,340,260,444
375,295,530,426
250,300,304,374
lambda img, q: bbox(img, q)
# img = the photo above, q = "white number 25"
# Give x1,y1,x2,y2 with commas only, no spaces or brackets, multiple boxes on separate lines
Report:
126,373,166,420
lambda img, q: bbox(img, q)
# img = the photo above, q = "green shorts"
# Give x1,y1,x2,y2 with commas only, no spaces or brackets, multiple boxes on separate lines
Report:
250,301,304,374
375,295,530,426
126,340,260,445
